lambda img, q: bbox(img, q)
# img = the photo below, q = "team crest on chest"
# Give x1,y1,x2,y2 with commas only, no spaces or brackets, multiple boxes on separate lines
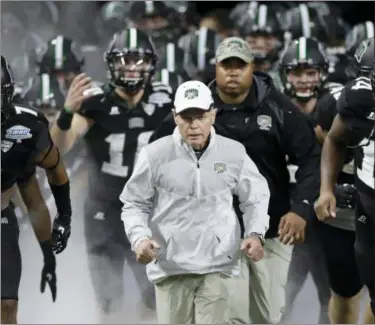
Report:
214,162,227,174
142,102,155,116
257,115,272,131
5,125,32,143
1,140,14,153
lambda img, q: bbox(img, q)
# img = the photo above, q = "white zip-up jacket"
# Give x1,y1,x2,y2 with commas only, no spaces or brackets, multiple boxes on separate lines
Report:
120,127,270,282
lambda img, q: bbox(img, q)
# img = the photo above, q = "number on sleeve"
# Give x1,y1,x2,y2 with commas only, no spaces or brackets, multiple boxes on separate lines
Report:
101,131,154,178
14,106,38,116
351,79,372,91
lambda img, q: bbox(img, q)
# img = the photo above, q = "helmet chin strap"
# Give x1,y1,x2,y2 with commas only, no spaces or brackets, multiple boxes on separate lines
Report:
295,91,315,103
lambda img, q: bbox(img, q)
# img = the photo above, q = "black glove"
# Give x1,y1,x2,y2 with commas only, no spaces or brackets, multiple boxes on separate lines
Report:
51,215,71,254
334,183,357,209
40,241,57,302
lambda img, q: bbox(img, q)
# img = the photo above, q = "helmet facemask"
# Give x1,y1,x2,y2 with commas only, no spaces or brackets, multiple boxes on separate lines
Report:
106,50,156,94
281,63,327,102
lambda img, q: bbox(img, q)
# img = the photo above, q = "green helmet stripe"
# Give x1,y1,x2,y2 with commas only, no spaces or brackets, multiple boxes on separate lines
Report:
54,35,64,69
298,37,307,60
41,73,50,101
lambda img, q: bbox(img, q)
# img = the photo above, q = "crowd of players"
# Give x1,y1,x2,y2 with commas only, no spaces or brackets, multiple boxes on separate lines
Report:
1,1,374,324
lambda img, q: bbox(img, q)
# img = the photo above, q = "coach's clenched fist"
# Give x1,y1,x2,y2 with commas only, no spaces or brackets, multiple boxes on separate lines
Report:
241,236,264,262
135,238,160,264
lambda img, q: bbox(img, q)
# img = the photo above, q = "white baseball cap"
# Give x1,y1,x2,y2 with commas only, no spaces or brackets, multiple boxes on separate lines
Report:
174,80,214,114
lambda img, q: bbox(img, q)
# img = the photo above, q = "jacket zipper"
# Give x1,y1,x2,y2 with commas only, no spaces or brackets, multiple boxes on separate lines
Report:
196,161,201,197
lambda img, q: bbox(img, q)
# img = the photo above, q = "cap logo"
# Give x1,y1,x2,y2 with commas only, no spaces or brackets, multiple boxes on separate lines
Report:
228,40,245,49
184,88,199,100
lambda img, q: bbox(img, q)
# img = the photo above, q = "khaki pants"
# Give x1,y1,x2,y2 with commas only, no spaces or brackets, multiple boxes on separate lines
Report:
249,238,293,324
225,254,251,324
154,272,230,324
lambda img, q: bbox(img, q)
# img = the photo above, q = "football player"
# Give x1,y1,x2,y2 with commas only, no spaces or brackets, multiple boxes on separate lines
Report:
127,1,183,50
178,27,222,85
237,4,285,74
279,37,331,323
283,3,354,86
17,73,65,125
315,58,375,321
1,55,72,323
314,38,375,323
35,35,85,95
50,28,174,318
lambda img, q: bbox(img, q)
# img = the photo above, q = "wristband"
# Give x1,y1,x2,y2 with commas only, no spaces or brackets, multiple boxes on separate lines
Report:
64,105,72,114
56,108,73,130
49,181,72,223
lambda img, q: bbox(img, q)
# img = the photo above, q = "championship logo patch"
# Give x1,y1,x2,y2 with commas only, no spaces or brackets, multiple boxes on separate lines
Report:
257,115,272,131
5,125,32,143
214,162,227,174
1,140,14,153
184,88,199,100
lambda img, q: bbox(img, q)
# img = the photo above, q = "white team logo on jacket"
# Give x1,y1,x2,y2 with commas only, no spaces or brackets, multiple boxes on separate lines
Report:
257,115,272,131
1,140,14,152
5,125,32,143
214,163,227,174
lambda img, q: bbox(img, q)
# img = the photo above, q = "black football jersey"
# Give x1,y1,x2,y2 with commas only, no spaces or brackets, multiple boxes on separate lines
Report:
1,105,53,192
314,85,355,184
336,77,375,210
77,81,174,202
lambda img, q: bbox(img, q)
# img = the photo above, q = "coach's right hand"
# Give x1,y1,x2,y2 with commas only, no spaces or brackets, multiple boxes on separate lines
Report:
135,238,160,264
64,73,93,113
314,191,337,221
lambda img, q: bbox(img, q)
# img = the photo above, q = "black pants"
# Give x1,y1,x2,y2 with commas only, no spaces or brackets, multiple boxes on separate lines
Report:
1,206,22,300
284,219,330,323
83,199,154,314
317,222,363,298
354,196,375,315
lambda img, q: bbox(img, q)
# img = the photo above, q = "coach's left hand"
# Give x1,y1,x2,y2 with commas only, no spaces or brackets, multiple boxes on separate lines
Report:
278,212,306,245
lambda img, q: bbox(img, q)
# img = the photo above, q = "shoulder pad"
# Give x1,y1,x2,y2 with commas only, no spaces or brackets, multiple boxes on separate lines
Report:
12,105,49,127
324,81,344,91
82,86,104,97
338,77,375,120
151,81,173,94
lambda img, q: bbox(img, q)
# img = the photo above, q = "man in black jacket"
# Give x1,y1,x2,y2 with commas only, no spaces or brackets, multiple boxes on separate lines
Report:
149,37,321,323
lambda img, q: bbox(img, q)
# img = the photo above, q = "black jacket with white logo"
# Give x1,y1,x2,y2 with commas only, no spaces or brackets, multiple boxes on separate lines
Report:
150,72,321,238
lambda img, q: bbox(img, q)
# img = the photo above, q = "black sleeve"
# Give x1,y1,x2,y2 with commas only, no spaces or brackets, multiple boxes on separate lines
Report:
149,112,176,143
280,95,321,221
35,113,54,154
314,92,339,132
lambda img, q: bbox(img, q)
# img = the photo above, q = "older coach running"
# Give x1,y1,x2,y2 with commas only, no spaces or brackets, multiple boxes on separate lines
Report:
119,80,270,324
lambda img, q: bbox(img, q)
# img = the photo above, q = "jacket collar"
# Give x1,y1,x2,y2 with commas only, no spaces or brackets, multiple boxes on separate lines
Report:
173,126,216,155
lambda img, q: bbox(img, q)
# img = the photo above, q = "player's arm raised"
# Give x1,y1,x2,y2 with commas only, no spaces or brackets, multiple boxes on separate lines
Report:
50,73,94,155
